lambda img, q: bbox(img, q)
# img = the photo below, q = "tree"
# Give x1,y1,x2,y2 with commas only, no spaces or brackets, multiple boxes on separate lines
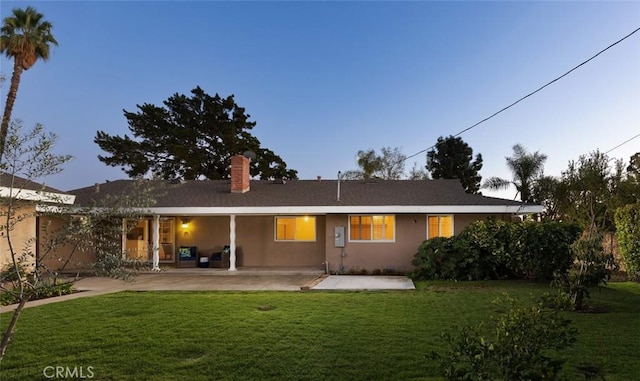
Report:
1,121,153,360
426,136,483,194
95,87,297,181
342,147,407,180
614,204,640,280
378,147,407,180
483,144,547,203
620,152,640,203
551,234,617,311
557,151,624,235
0,6,58,161
408,162,429,180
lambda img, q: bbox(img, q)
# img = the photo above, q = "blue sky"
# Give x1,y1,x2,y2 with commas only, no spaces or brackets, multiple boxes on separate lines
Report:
2,1,639,199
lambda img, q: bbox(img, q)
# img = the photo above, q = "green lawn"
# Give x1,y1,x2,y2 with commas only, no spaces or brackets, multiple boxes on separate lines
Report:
1,281,639,380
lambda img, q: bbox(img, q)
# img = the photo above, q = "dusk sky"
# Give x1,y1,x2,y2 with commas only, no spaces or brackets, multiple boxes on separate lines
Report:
1,1,639,200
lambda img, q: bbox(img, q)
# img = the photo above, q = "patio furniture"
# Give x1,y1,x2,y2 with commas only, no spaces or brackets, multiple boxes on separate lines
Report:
210,246,230,268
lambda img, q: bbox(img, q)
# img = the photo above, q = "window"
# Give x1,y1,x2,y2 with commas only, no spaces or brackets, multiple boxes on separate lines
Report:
427,215,453,239
349,215,395,241
275,216,316,241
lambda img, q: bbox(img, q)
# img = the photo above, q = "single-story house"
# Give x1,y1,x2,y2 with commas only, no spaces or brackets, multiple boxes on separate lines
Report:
0,172,75,269
54,155,542,274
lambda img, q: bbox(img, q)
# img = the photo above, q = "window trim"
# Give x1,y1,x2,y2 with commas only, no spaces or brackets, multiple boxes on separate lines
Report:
348,214,396,243
274,216,317,242
426,214,454,239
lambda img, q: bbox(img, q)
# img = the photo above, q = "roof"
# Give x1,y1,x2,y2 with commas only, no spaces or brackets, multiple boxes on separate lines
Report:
0,172,75,204
69,179,541,215
1,172,66,194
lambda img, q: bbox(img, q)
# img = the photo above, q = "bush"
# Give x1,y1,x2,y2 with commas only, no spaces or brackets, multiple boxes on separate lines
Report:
411,220,581,281
411,236,486,280
0,281,76,306
552,234,618,310
614,204,640,280
430,296,577,380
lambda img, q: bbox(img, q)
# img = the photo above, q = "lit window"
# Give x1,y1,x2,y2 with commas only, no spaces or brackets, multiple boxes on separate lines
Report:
427,215,454,239
349,215,395,241
275,216,316,241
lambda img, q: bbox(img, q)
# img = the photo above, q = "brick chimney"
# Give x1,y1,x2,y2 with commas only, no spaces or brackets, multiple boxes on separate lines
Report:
230,155,250,193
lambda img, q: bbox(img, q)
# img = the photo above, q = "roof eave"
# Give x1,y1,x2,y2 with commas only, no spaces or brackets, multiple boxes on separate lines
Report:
1,186,75,205
140,204,543,216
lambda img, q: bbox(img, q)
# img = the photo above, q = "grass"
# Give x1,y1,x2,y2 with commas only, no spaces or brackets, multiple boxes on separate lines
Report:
1,281,639,380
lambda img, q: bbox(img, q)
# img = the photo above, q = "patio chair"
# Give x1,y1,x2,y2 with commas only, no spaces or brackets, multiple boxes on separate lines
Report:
210,245,230,268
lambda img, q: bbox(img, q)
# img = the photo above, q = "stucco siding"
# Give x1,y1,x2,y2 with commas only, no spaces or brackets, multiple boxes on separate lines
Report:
1,204,37,269
324,213,514,273
175,215,326,268
235,216,326,268
37,216,96,272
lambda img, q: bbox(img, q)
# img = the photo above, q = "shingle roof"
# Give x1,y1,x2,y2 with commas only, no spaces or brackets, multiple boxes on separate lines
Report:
0,172,67,194
70,178,524,208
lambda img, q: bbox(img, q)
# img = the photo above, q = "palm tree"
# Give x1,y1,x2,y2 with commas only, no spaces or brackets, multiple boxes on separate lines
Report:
0,6,58,161
341,149,384,180
483,144,547,203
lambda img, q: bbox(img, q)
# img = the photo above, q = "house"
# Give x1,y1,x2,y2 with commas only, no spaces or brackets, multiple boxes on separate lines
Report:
53,155,542,274
0,173,75,269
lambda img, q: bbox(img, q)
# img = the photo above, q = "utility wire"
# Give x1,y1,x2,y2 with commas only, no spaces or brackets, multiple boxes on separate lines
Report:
405,26,640,162
604,132,640,155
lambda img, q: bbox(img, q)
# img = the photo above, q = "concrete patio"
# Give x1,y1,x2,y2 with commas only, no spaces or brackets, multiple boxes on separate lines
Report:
0,270,415,313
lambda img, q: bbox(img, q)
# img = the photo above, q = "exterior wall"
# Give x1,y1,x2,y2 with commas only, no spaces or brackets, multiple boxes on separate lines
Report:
40,212,515,271
235,216,326,268
1,204,37,269
324,213,514,274
175,216,230,263
37,216,96,272
174,215,326,268
324,214,425,274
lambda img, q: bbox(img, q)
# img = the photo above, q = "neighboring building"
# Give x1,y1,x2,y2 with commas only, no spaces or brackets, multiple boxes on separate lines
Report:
0,173,75,269
60,155,542,274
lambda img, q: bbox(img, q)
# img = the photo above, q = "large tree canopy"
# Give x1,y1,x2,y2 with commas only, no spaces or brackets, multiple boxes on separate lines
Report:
426,136,483,194
95,87,297,181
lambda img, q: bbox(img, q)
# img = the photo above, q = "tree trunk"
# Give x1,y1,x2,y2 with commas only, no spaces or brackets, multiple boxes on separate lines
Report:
0,60,24,161
0,296,28,362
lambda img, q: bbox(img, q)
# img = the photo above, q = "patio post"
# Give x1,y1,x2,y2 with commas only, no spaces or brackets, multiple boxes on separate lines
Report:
152,214,160,271
229,214,237,271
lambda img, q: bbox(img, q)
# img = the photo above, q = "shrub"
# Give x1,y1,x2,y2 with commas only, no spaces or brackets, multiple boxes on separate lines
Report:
0,281,76,306
411,236,483,280
430,296,577,380
614,203,640,280
411,220,581,281
552,234,618,310
519,221,582,281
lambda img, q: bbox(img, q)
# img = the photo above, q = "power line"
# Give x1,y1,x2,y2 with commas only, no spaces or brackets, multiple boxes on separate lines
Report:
405,26,640,162
604,132,640,155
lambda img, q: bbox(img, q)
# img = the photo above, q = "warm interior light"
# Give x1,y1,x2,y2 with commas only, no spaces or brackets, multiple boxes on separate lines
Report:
181,218,190,229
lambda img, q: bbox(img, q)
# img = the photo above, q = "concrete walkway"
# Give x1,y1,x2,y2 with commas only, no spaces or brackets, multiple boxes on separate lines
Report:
0,271,415,313
312,275,415,290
